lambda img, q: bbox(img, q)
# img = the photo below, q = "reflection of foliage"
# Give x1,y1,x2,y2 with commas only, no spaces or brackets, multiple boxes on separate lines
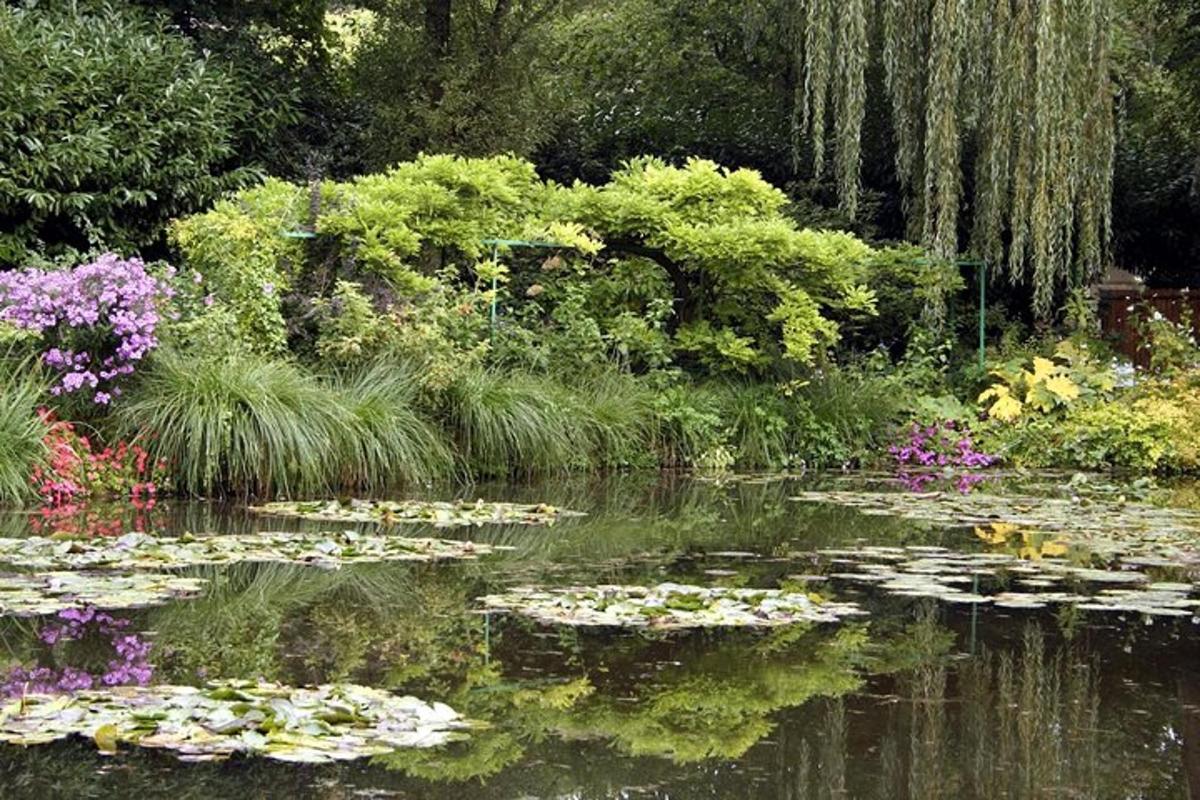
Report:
974,522,1068,560
376,664,594,783
557,627,869,763
279,566,480,692
148,563,345,682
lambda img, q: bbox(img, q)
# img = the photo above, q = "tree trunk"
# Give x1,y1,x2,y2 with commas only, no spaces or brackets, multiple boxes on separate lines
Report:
424,0,452,102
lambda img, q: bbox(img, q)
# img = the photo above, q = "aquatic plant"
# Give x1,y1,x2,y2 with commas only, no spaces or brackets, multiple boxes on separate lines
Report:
0,530,503,572
479,583,865,629
819,545,1200,618
249,498,580,527
0,572,207,616
0,680,467,763
788,488,1200,543
0,255,172,404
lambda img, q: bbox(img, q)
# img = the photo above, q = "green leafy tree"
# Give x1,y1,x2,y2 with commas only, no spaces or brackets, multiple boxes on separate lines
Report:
0,2,283,263
349,0,574,169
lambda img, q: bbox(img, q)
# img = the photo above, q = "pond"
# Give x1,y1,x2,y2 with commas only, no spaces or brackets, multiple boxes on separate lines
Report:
1,472,1198,798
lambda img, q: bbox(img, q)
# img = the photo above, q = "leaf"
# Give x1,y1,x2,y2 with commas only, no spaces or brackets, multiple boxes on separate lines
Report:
94,723,120,754
1042,374,1080,402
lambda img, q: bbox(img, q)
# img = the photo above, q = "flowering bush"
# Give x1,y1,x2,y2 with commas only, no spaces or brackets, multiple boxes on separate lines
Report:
1,607,153,696
30,410,168,520
1131,303,1200,376
889,420,997,493
890,420,997,470
0,254,173,404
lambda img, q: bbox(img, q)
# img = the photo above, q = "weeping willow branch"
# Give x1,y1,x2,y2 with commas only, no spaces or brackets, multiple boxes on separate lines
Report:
783,0,1115,318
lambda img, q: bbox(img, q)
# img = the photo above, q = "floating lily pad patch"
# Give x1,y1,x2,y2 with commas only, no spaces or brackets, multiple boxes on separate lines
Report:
249,499,582,527
0,531,503,572
818,546,1200,618
0,680,467,763
479,583,866,630
788,490,1200,541
0,572,207,617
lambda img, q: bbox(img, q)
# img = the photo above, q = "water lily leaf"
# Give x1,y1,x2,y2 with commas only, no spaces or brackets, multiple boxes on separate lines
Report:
0,681,468,764
0,531,505,574
249,499,583,528
0,571,207,616
480,583,866,630
93,723,120,754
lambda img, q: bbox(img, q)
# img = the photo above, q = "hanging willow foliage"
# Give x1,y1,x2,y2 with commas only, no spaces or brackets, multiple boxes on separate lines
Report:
784,0,1115,317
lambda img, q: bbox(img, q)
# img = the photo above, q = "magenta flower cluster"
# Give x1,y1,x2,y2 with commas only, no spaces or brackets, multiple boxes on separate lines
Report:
0,254,173,404
890,420,996,470
1,606,153,696
889,420,997,495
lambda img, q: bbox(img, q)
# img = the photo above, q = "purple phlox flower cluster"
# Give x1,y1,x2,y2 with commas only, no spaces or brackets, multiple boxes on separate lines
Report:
889,420,997,495
1,606,153,697
0,254,173,404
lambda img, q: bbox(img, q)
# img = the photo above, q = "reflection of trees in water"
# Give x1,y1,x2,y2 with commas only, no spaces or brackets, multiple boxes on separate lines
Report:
779,620,1103,800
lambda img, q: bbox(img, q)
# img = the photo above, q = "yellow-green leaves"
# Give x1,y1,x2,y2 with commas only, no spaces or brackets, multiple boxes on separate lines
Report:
979,341,1112,422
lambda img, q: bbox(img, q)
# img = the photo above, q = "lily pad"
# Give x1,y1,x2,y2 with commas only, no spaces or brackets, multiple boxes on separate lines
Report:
0,571,207,616
479,583,866,630
0,531,503,572
791,489,1200,571
0,680,467,763
817,545,1200,619
249,499,582,527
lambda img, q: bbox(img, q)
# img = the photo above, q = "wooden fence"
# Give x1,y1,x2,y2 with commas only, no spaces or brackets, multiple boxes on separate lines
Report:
1098,287,1200,368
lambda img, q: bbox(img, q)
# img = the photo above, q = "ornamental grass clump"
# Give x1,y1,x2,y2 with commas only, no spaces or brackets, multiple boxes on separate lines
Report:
116,349,346,497
0,368,46,504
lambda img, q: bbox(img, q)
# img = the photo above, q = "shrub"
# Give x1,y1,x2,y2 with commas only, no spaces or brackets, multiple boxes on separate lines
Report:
0,3,275,262
168,179,305,353
650,385,728,468
790,366,905,467
978,340,1114,422
1056,401,1172,471
710,383,792,470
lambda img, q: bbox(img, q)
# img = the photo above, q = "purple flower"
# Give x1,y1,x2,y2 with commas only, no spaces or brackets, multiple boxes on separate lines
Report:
3,607,153,698
0,254,172,404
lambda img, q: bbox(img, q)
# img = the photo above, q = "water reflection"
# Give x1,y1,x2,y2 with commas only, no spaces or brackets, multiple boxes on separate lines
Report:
0,474,1196,798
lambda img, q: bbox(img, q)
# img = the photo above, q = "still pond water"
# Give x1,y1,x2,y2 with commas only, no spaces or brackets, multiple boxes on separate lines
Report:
1,472,1198,799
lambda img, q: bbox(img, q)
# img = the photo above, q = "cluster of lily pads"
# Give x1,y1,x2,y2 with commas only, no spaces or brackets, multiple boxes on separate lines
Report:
249,498,581,527
788,489,1200,541
479,583,866,630
0,571,207,617
0,680,467,763
0,530,502,572
819,545,1200,618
